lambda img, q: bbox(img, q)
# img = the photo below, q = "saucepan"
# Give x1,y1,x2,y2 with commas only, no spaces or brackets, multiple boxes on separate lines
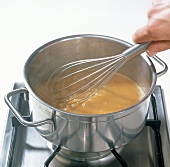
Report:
4,34,168,152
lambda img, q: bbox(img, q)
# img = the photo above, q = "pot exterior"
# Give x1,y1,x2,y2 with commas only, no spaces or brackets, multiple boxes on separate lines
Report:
29,91,150,152
24,34,157,152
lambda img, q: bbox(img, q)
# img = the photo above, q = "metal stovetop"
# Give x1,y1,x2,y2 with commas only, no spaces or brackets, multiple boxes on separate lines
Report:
1,83,170,167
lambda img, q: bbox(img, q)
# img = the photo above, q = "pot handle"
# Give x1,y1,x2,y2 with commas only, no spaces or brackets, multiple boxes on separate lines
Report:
152,55,168,77
4,87,54,127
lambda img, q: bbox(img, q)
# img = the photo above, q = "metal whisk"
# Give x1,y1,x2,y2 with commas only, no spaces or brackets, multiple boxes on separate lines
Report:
46,42,150,103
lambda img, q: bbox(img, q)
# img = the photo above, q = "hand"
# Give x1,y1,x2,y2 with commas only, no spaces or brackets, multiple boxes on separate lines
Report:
133,0,170,56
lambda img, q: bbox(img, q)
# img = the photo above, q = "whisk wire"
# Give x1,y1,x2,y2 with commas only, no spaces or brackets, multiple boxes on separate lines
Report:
48,55,125,103
54,58,123,93
52,55,123,85
71,57,126,103
47,55,122,93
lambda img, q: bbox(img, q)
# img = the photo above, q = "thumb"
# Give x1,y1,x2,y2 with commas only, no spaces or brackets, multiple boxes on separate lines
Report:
147,41,170,56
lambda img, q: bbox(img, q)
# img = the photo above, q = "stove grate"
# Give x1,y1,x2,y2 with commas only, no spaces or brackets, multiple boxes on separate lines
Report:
111,149,128,167
44,146,61,167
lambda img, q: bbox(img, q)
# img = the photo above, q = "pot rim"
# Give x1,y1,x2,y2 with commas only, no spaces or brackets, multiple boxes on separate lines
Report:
24,34,157,118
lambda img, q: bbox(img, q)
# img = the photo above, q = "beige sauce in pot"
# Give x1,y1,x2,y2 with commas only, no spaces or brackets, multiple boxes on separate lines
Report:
35,73,145,115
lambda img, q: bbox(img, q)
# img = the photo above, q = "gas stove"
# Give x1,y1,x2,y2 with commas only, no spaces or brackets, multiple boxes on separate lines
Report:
1,82,170,167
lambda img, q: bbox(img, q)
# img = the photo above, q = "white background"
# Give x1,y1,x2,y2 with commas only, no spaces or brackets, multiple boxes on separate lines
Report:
1,0,170,154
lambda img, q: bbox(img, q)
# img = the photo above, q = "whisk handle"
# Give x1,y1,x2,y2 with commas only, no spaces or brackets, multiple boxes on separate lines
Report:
123,42,151,61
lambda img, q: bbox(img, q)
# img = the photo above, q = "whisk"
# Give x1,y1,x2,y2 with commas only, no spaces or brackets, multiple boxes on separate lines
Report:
46,42,150,103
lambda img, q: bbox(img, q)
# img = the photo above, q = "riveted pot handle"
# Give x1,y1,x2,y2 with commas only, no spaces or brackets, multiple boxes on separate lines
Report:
4,87,54,127
152,55,168,77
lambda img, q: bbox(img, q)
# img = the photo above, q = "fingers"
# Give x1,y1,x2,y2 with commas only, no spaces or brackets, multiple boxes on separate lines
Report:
146,41,170,56
133,27,170,56
133,26,170,56
132,0,170,56
132,26,155,44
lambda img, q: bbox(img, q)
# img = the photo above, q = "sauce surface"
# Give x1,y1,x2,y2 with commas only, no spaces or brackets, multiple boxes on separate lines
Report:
35,73,145,115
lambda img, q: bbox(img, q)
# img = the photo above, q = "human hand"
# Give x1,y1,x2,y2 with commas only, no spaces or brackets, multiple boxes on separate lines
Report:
133,0,170,56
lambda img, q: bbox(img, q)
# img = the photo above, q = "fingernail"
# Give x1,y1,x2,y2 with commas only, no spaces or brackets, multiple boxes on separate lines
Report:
146,50,157,57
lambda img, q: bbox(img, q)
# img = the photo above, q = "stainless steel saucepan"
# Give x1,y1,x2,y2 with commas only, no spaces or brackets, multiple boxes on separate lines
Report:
4,34,168,152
